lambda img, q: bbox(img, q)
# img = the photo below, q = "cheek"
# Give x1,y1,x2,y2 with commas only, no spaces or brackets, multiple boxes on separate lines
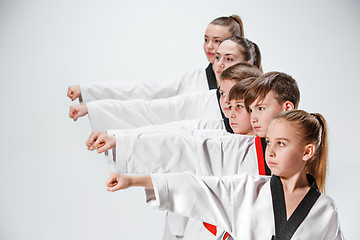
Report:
220,98,226,109
240,112,251,125
203,42,208,50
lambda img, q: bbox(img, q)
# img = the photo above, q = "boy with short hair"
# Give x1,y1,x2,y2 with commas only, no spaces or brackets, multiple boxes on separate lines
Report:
244,72,300,138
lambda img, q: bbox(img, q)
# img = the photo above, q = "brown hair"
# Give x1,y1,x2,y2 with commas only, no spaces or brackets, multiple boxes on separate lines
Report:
220,62,262,82
210,15,244,37
223,36,262,71
228,77,257,102
244,71,300,111
273,110,328,193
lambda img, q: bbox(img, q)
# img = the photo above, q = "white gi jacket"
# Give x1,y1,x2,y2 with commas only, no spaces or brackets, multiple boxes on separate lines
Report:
107,128,269,240
80,65,216,103
148,172,344,240
87,89,222,131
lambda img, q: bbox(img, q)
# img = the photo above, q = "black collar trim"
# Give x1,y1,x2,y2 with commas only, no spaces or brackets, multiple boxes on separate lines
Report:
205,63,218,90
270,174,321,240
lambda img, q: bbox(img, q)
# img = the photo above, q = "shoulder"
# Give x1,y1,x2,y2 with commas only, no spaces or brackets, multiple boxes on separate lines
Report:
317,193,341,215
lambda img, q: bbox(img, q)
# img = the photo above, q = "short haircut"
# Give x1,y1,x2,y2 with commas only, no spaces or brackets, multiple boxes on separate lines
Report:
244,71,300,111
228,77,256,101
220,62,262,84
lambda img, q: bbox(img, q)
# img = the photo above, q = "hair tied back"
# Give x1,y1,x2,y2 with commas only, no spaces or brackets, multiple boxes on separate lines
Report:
229,16,239,24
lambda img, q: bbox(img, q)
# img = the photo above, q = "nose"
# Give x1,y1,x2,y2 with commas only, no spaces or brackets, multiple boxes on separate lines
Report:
230,108,235,119
266,144,275,158
251,113,258,123
218,58,225,68
208,40,215,50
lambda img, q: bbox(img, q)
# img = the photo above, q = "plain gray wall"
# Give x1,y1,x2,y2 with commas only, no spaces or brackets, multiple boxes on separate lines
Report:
0,0,359,239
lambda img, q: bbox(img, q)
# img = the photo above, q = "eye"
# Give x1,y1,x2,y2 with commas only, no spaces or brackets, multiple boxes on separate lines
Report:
226,58,233,62
266,140,271,146
215,39,221,43
228,105,233,110
249,108,253,113
220,92,225,97
237,104,243,109
278,142,285,147
258,107,264,111
215,56,220,60
204,38,209,42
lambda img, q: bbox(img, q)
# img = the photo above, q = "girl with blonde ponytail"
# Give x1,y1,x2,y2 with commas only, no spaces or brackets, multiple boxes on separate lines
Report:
104,110,343,239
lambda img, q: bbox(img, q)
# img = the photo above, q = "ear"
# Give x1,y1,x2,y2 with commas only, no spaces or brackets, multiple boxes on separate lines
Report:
303,143,315,162
282,100,294,111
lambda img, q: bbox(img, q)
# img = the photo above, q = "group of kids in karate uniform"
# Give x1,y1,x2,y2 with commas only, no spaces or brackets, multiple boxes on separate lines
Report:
67,15,344,240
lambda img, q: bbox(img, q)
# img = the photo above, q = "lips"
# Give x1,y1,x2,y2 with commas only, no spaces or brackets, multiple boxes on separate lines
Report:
267,161,277,166
253,126,261,131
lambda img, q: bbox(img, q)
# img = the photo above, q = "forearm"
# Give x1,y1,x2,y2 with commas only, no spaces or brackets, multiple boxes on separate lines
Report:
130,175,153,189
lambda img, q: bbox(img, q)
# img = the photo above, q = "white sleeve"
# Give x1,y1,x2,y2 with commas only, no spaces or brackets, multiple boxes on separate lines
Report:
86,90,222,131
107,118,225,136
114,129,259,177
148,172,268,236
104,118,225,165
79,68,208,103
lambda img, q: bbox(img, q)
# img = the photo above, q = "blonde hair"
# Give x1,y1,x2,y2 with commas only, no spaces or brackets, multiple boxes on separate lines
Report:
210,15,244,37
273,110,328,193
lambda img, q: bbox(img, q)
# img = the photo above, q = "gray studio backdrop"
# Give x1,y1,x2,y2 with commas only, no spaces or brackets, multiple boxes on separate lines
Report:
0,0,359,239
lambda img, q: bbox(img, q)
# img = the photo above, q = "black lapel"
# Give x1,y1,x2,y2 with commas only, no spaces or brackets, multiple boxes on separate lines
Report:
206,63,218,90
270,175,287,238
271,174,321,240
260,138,271,175
216,88,234,133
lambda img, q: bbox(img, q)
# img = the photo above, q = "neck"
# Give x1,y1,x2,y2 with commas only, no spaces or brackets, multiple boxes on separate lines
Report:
280,171,309,193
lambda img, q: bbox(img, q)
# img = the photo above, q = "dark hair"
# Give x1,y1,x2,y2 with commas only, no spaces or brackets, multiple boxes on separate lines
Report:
273,110,328,193
244,72,300,111
223,36,262,72
210,15,244,37
228,77,257,102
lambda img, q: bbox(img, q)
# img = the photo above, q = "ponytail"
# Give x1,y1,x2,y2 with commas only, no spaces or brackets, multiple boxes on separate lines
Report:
307,113,328,193
210,15,244,37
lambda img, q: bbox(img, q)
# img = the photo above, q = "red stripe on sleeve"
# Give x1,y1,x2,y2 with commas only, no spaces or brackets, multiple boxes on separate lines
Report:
255,136,266,175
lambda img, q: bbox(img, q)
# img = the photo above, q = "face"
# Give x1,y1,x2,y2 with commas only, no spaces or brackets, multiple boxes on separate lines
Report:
219,80,237,118
203,24,231,63
265,120,307,178
213,40,245,80
248,91,287,138
228,99,254,135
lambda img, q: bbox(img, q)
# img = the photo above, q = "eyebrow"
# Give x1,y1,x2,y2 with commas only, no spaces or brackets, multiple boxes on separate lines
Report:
254,102,266,107
204,35,224,39
215,52,237,57
275,137,289,141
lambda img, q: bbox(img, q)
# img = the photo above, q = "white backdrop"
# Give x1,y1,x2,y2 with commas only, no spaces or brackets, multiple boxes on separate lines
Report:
0,0,359,239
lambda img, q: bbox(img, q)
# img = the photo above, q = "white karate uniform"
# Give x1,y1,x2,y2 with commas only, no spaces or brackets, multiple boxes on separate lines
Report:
148,172,344,240
87,89,222,131
107,129,267,240
80,67,212,104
